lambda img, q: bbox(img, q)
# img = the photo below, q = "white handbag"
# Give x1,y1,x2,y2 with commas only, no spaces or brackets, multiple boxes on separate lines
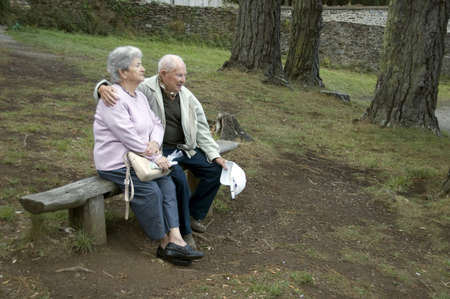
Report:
127,152,170,181
122,152,171,220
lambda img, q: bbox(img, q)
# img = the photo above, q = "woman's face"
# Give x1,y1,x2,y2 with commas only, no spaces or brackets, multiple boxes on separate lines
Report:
123,57,145,84
160,62,186,93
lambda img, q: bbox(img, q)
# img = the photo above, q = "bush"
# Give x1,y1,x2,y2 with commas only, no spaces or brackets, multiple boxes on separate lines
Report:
350,0,389,5
0,0,10,24
323,0,349,5
18,0,122,36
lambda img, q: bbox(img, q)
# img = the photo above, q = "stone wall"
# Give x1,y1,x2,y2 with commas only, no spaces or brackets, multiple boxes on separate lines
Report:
125,2,237,47
319,22,385,72
141,0,223,7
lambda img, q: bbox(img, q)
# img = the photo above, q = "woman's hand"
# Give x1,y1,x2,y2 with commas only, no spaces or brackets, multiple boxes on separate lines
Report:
144,141,160,156
99,85,119,106
155,156,170,171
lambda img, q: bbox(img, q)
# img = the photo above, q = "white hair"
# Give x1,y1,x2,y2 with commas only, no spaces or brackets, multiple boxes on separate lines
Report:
158,54,185,73
107,46,142,83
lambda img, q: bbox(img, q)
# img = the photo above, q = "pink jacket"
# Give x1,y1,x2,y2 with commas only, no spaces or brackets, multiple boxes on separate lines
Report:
93,84,164,171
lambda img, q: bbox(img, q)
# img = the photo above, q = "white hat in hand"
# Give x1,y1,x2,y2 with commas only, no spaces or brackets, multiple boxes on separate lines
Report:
220,161,246,199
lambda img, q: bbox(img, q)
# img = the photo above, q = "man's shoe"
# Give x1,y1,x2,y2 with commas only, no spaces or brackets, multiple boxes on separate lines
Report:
190,217,206,233
183,233,197,250
156,246,192,266
164,242,204,260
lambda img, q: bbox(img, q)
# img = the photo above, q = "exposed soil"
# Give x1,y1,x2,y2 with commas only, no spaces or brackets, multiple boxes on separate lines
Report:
0,27,447,298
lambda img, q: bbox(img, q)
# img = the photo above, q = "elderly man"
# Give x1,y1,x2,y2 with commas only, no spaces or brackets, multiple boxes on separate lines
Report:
94,54,227,248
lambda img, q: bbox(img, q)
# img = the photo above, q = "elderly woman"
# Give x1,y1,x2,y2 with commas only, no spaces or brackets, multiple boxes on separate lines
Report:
93,46,203,266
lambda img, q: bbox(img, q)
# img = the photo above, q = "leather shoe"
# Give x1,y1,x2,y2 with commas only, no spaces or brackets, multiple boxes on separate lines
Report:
183,233,197,250
164,242,204,260
190,217,206,233
156,246,192,266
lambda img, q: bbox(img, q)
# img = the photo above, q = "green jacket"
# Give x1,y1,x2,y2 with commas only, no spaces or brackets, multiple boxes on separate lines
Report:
94,76,220,161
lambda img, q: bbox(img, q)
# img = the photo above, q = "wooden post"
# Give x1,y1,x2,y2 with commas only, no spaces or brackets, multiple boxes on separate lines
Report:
186,170,199,193
69,195,107,245
186,170,214,217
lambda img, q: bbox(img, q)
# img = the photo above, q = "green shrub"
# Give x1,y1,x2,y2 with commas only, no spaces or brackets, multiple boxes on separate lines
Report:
350,0,389,5
0,0,13,25
0,0,10,18
323,0,349,5
18,0,120,35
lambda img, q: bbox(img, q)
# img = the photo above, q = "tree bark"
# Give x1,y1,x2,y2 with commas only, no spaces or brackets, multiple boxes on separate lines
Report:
440,168,450,197
365,0,449,135
221,0,286,85
284,0,324,87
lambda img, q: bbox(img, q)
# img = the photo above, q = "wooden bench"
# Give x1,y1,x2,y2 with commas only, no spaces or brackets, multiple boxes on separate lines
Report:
19,140,239,245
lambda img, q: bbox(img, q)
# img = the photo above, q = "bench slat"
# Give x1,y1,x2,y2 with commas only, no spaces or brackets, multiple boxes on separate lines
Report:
19,140,239,214
216,139,239,154
19,177,119,214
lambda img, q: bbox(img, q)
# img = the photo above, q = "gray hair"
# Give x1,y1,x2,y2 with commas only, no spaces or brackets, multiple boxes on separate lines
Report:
158,54,185,73
107,46,142,83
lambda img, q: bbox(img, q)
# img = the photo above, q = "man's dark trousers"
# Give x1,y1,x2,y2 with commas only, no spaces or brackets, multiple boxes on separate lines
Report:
163,147,222,236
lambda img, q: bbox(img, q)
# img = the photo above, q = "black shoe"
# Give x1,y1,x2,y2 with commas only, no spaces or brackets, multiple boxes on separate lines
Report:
183,233,197,250
190,217,207,233
156,246,192,266
164,242,204,260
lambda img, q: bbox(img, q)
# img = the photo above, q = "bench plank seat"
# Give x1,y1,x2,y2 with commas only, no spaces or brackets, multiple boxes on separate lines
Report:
20,176,120,214
19,140,239,245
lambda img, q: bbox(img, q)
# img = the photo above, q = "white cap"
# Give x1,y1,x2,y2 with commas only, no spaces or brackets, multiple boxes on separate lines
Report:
220,161,246,199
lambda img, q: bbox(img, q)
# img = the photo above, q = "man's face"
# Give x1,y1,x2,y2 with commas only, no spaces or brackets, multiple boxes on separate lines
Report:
161,62,186,93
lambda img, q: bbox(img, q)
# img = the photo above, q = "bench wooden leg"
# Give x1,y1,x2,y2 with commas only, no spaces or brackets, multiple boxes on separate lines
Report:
186,170,199,193
69,195,107,245
186,170,214,217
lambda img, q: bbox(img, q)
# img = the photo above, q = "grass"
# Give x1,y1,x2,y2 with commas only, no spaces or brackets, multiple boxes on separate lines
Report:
71,230,94,254
189,268,309,298
0,205,15,222
289,271,314,285
212,187,232,213
321,66,450,107
1,27,450,298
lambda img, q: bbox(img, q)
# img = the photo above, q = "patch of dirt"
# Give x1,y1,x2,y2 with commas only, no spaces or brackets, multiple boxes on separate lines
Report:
0,26,442,299
1,48,85,84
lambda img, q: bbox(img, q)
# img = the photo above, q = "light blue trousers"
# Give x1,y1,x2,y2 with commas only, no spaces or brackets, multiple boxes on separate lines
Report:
98,168,179,240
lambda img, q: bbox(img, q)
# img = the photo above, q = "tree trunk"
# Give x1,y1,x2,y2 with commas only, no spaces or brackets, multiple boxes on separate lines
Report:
284,0,324,87
221,0,286,85
440,168,450,197
365,0,449,135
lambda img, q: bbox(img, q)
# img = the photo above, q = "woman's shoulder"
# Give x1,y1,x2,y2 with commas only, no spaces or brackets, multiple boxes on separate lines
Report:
112,84,126,97
112,84,136,104
136,90,149,103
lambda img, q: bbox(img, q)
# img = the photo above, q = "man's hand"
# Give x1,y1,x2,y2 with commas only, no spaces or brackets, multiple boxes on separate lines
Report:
155,156,170,171
144,141,160,156
214,157,227,169
99,85,119,106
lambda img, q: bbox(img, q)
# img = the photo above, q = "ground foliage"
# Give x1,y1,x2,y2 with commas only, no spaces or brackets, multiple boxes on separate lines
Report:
0,28,449,298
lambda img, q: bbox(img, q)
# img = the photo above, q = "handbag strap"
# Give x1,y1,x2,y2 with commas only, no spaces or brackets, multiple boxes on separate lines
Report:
123,153,134,220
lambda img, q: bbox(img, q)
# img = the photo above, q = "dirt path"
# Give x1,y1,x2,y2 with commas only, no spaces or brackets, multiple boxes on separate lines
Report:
0,26,444,298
